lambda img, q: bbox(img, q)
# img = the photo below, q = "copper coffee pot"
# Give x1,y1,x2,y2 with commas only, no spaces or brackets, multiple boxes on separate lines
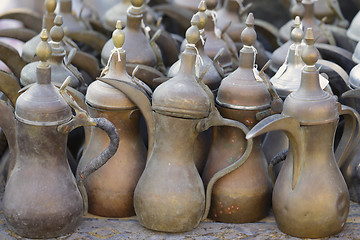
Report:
202,13,273,223
100,17,253,233
247,28,360,238
2,30,119,238
78,21,150,217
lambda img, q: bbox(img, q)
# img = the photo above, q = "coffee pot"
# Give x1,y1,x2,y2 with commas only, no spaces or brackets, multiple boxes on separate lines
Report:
246,28,360,238
78,21,150,218
102,16,253,232
20,15,85,90
202,13,273,223
279,0,335,45
101,0,165,90
2,30,119,238
168,1,223,93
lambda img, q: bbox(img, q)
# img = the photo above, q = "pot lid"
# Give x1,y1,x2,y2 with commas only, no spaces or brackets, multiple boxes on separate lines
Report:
16,30,72,126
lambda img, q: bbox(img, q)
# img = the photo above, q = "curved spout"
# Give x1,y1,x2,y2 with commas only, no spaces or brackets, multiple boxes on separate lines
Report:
99,77,154,161
246,114,303,190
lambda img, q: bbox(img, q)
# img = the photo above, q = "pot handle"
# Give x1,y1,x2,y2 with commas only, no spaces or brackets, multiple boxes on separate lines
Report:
196,107,253,220
336,104,360,167
57,77,119,214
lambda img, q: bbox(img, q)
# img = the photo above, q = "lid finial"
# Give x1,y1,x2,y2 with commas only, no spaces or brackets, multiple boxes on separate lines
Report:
197,1,207,31
291,16,303,44
186,15,201,45
50,15,64,43
241,13,256,46
37,29,52,66
302,28,318,66
113,20,125,49
45,0,57,13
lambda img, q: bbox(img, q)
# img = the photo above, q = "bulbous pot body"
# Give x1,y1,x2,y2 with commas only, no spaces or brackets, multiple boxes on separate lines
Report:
202,106,272,223
3,121,83,239
134,112,205,232
273,121,349,238
79,105,146,217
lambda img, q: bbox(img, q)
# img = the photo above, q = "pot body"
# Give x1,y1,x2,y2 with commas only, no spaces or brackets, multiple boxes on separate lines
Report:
273,121,349,238
3,121,83,239
79,105,146,217
134,113,205,232
203,106,272,223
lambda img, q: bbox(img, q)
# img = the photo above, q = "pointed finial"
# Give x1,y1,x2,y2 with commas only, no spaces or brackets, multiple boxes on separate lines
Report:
37,29,52,65
198,0,206,12
113,20,125,49
291,16,303,43
50,15,64,43
302,28,319,66
241,13,256,46
206,0,217,10
45,0,57,13
196,1,208,31
131,0,144,7
186,15,200,45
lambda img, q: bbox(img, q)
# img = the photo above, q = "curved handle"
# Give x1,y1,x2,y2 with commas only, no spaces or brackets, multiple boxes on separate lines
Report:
196,108,253,220
336,104,360,167
57,77,119,214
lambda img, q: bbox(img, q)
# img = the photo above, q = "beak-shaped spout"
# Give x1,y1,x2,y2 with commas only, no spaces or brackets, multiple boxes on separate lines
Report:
99,77,155,161
246,114,303,190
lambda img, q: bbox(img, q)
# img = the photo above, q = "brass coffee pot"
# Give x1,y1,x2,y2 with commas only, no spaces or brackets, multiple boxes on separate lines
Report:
101,0,164,89
215,0,248,47
270,16,302,73
203,0,238,74
56,0,89,34
20,15,85,90
290,0,348,28
78,21,149,217
168,1,223,93
202,13,273,223
2,30,119,238
103,0,131,30
22,0,58,63
247,28,360,238
279,0,335,45
100,17,253,233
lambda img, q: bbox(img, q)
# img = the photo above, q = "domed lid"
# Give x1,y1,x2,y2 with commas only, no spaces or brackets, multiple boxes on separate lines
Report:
282,28,338,125
104,0,131,30
349,64,360,89
87,21,137,110
216,13,271,110
152,15,210,119
16,30,72,126
101,0,156,68
22,0,57,62
20,16,81,88
271,16,305,98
